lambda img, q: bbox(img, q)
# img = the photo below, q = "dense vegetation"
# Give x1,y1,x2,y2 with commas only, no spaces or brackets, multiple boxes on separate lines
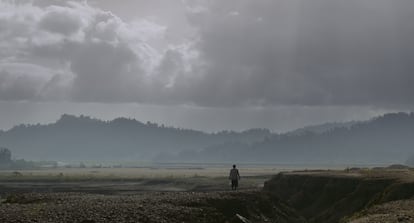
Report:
0,114,271,161
0,147,46,169
186,112,414,164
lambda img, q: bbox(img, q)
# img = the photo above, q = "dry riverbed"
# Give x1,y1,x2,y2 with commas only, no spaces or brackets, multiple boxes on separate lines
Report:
1,166,413,223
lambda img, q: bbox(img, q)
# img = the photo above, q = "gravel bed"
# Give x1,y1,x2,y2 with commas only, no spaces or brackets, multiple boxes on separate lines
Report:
0,190,300,223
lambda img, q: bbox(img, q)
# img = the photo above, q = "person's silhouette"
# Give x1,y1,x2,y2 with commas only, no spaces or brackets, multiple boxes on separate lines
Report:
229,164,240,190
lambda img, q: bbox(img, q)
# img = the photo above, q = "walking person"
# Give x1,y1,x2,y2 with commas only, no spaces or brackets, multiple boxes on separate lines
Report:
229,164,241,190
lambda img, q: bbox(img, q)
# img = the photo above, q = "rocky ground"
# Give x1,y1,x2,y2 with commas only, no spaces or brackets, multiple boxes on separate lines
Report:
0,190,305,223
347,199,414,223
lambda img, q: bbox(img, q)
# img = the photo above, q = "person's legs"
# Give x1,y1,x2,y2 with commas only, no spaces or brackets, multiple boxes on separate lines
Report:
231,180,237,190
231,180,238,190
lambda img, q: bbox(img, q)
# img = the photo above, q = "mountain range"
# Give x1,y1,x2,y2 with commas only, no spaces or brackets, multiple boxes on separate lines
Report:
0,114,271,161
0,113,413,165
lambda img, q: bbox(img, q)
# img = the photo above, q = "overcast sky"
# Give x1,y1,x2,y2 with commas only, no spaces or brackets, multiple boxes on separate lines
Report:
0,0,412,132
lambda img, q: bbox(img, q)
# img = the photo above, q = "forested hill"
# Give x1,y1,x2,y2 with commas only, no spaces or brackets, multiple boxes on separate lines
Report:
1,112,413,164
176,112,414,164
0,114,271,161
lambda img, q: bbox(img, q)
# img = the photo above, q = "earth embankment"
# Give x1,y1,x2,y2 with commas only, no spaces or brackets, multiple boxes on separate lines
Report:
263,169,414,223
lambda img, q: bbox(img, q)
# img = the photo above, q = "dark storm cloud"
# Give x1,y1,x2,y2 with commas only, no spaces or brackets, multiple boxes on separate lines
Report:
180,0,414,107
0,0,413,108
0,70,41,100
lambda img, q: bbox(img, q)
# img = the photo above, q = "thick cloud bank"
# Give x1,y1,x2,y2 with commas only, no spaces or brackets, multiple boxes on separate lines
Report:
0,1,169,102
0,0,413,108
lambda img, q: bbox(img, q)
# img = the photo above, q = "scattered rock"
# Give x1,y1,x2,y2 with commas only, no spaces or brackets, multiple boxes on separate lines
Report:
0,191,305,223
235,214,251,223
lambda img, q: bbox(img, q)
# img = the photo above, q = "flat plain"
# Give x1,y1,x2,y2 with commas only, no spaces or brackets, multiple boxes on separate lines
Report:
0,164,314,196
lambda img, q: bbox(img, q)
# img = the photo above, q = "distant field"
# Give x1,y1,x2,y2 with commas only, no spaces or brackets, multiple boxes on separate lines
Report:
0,164,353,195
0,165,305,195
0,163,348,179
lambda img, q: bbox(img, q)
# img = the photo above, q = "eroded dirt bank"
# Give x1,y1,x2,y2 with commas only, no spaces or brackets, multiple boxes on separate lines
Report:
263,170,414,223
